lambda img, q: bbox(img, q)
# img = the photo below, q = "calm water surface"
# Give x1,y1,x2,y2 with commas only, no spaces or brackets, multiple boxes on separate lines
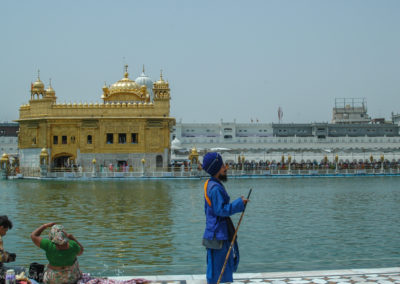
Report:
1,177,400,276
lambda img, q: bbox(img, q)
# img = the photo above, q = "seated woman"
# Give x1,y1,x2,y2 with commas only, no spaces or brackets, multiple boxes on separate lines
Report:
31,222,84,284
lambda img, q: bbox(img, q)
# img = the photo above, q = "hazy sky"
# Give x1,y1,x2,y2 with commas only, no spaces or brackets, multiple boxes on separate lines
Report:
1,0,399,123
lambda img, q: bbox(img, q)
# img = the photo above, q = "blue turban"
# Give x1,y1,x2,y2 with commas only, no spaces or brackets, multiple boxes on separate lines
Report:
202,152,223,176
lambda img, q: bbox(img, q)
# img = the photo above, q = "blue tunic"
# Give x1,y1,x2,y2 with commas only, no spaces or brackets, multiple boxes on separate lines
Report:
204,177,244,283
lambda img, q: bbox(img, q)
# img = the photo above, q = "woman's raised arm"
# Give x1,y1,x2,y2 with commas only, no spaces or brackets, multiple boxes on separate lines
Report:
31,222,56,247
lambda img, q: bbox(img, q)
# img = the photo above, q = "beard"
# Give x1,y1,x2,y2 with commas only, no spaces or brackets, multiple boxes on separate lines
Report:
219,173,228,182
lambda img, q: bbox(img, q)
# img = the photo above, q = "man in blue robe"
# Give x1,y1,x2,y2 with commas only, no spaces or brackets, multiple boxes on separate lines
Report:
202,152,248,284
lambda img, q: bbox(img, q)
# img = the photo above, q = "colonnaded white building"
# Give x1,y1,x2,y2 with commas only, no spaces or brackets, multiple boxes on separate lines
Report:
171,120,400,163
171,98,400,163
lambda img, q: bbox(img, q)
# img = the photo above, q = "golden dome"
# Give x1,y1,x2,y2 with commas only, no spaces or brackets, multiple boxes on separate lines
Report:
32,70,45,91
33,79,44,89
45,79,56,97
109,65,139,94
1,153,9,161
154,70,169,87
46,86,55,95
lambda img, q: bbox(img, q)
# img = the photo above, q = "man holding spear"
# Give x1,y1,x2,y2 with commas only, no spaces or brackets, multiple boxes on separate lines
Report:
201,152,249,284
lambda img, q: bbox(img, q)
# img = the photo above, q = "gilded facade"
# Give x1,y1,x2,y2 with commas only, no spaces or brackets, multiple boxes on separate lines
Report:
17,66,175,172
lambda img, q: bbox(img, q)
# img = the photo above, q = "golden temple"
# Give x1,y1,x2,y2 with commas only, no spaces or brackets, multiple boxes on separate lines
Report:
17,66,175,172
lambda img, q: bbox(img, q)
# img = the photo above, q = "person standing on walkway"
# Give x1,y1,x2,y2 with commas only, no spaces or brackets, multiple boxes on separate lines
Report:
202,152,248,284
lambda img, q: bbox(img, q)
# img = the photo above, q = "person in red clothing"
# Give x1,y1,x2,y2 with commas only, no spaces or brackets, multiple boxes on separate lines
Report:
31,223,84,284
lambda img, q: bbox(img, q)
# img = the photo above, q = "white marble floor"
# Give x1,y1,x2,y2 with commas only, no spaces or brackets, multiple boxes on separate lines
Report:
109,267,400,284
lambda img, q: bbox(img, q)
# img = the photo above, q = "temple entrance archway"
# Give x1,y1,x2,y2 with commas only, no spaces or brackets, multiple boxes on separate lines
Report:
52,153,75,168
156,155,163,168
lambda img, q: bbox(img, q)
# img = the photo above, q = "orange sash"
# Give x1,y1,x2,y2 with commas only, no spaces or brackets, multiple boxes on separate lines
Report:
204,179,212,207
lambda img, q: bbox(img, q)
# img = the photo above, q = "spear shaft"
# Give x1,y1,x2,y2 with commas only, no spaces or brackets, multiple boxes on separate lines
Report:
216,188,252,284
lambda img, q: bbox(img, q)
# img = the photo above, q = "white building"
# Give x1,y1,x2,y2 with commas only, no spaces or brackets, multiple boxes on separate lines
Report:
0,123,18,155
172,119,274,150
171,119,400,163
332,98,371,124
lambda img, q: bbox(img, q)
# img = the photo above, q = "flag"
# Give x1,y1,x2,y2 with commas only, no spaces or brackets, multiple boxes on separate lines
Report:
278,107,283,122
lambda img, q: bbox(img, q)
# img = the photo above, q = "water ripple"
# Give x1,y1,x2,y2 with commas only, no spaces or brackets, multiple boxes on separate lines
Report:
1,177,400,275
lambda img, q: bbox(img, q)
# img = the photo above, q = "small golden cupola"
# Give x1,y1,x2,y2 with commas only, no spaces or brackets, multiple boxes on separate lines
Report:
188,146,200,166
44,79,57,101
153,70,170,100
102,65,149,103
31,70,45,100
154,70,169,88
101,82,109,100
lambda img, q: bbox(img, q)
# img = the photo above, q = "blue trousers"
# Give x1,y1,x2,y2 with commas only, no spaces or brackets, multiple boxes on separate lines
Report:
206,240,238,284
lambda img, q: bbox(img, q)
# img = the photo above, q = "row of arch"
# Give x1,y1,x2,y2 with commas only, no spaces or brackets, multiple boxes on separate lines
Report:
51,153,164,168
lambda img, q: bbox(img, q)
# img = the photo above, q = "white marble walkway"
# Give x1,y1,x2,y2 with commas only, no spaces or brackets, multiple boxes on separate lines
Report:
109,267,400,284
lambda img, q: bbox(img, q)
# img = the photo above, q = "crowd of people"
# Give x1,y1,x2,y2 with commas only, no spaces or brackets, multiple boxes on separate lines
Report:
224,159,400,171
170,158,400,174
